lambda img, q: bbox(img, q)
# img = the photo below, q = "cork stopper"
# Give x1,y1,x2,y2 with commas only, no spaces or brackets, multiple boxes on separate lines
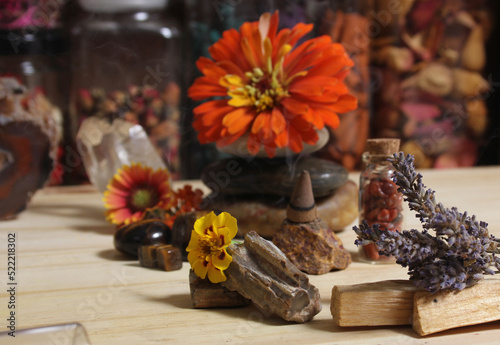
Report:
286,170,317,223
366,138,400,155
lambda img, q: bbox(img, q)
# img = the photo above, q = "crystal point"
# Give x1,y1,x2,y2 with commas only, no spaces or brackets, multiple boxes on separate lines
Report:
76,117,166,192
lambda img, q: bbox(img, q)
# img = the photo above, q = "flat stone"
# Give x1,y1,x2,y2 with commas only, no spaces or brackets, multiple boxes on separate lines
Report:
201,157,347,198
273,218,351,274
222,231,322,323
217,127,330,158
205,180,358,238
189,270,251,308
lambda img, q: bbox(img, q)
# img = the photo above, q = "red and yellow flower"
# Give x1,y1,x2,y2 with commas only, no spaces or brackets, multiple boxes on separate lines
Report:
188,11,357,158
103,163,173,226
186,211,238,283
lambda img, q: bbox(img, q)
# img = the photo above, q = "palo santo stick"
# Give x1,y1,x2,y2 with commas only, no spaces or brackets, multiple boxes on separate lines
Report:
413,278,500,336
331,280,418,326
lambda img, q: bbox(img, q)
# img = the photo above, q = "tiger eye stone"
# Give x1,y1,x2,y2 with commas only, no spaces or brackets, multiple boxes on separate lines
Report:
138,244,162,268
114,219,170,257
157,245,182,271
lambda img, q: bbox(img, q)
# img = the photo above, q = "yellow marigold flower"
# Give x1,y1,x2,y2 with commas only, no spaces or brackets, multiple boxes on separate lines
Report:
186,211,238,283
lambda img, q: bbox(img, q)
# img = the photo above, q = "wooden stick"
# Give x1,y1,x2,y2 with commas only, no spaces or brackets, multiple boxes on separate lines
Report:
331,278,500,336
331,280,418,326
413,278,500,336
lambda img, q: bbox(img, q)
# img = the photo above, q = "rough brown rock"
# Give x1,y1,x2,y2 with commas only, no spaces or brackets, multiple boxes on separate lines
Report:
273,170,351,274
222,231,322,323
273,218,351,274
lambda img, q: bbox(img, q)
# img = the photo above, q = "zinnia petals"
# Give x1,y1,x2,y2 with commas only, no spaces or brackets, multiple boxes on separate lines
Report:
188,11,357,157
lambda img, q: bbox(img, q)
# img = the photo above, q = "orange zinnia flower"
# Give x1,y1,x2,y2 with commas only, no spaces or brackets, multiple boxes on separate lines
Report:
103,163,174,226
188,11,357,158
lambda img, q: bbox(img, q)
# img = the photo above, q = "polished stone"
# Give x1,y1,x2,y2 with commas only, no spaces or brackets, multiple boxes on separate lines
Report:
114,220,170,257
204,180,358,239
217,127,329,158
171,211,210,260
201,157,347,198
157,245,182,271
138,244,162,268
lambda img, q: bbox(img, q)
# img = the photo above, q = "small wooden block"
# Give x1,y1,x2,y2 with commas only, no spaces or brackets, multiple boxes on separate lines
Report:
413,278,500,336
138,244,162,268
331,280,418,327
189,270,251,309
156,245,182,271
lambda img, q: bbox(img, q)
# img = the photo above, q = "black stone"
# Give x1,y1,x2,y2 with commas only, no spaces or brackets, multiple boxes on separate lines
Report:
114,219,170,257
201,157,347,198
171,211,222,261
171,213,196,261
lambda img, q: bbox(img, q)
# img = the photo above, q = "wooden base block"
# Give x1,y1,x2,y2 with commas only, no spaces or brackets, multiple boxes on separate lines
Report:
413,279,500,336
331,280,418,327
189,270,251,309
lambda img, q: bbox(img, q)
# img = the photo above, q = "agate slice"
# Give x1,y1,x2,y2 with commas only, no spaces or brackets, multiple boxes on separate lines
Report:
0,77,58,219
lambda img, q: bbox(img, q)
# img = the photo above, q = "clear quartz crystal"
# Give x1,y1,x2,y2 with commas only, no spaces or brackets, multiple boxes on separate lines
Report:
76,117,166,192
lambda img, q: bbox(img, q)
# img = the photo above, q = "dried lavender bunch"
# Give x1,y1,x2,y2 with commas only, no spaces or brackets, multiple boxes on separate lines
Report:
354,152,500,293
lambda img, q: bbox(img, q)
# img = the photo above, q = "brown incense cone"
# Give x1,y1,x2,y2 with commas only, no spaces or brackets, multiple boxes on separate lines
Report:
274,170,351,274
286,170,318,223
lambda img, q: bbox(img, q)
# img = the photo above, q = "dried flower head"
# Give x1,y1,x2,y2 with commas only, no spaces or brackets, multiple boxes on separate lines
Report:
354,152,500,293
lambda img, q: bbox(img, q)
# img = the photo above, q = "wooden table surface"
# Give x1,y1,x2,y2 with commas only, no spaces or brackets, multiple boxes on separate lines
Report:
1,167,500,344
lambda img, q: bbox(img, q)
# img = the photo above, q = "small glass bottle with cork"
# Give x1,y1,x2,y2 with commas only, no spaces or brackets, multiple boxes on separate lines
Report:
358,138,403,263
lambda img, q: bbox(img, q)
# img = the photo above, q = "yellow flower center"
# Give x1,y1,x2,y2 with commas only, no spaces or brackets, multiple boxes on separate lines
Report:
222,68,289,113
220,41,306,114
198,226,225,259
130,188,158,210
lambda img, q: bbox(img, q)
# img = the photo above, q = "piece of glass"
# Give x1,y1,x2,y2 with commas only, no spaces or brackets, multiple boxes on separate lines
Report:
0,322,91,345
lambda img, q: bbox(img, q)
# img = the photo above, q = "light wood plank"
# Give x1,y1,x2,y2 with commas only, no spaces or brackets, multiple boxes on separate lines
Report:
0,168,499,344
331,280,418,326
413,279,500,336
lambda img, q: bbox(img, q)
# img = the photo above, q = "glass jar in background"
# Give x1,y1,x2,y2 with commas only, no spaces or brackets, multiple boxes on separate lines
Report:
359,138,403,263
315,0,371,171
0,0,68,185
69,0,182,179
370,0,492,169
